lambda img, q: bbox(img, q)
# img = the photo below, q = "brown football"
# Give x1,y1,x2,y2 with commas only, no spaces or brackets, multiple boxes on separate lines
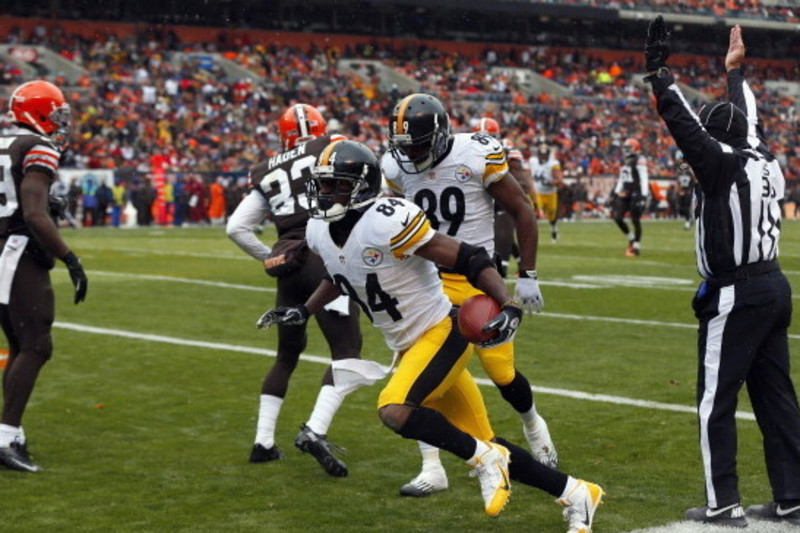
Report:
458,294,500,344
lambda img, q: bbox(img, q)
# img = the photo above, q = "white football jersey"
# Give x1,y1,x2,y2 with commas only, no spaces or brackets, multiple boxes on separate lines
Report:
529,155,561,195
306,197,452,352
382,132,507,255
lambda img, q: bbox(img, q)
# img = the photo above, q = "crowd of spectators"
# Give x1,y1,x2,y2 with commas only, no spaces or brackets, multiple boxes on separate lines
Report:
538,0,800,22
1,19,798,227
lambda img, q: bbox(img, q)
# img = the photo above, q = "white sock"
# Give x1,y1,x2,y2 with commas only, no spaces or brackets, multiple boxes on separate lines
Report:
627,232,635,241
418,441,443,471
255,394,283,448
519,405,538,432
632,241,641,250
560,476,580,500
0,423,21,447
305,385,344,436
467,439,492,466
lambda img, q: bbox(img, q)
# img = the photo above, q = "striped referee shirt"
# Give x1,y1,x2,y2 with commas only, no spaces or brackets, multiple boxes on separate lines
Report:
649,73,783,280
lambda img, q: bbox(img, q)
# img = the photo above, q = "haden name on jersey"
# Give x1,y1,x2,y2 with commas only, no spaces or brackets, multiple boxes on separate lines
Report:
267,143,308,170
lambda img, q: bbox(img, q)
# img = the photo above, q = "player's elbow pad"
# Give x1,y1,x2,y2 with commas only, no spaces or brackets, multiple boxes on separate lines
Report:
454,242,496,286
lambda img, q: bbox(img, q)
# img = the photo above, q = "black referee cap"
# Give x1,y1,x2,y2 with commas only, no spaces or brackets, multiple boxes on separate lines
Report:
697,102,748,148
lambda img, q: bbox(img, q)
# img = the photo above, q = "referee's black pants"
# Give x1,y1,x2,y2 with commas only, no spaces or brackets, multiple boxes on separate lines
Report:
693,269,800,508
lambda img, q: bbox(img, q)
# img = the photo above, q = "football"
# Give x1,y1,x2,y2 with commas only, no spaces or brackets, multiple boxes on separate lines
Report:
458,294,501,344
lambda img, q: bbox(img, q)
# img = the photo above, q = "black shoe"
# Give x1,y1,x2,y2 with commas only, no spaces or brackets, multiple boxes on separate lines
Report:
685,504,747,528
249,443,284,463
0,441,42,472
294,424,348,477
746,501,800,525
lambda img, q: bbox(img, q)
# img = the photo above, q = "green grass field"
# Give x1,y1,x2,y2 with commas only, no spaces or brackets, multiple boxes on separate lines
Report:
2,219,799,532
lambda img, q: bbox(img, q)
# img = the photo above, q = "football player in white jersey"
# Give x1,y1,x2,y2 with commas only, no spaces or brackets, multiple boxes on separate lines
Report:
473,117,536,277
529,140,563,243
382,94,556,498
256,140,604,530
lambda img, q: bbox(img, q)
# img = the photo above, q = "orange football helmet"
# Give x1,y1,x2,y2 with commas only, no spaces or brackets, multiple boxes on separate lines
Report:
473,117,500,136
622,137,641,157
278,103,327,150
9,80,71,149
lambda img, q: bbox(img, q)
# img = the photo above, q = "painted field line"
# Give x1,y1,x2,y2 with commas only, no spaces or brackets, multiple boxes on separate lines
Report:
53,321,755,421
65,269,800,340
87,270,275,292
77,244,250,261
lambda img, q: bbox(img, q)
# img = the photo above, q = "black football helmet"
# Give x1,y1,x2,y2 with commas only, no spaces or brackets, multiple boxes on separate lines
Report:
388,93,451,174
308,140,382,222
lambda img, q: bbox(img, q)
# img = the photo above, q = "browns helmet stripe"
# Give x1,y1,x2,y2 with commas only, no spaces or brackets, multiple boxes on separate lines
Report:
294,104,309,139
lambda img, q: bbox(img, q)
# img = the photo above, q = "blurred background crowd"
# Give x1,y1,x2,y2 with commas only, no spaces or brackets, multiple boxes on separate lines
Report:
1,0,799,227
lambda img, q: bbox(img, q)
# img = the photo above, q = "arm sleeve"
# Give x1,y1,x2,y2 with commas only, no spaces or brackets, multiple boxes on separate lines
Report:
727,68,765,150
650,74,738,192
613,171,623,195
225,190,272,261
637,159,649,196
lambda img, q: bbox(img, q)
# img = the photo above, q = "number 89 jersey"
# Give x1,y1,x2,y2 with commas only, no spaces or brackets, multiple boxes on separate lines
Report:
382,132,507,256
306,197,452,352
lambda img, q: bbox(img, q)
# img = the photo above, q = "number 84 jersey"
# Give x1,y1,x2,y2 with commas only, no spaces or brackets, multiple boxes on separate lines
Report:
381,132,507,255
306,197,452,352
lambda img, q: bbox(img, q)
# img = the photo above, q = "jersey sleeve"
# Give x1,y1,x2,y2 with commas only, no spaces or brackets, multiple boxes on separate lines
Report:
23,142,60,176
380,155,403,195
371,199,434,259
476,135,508,186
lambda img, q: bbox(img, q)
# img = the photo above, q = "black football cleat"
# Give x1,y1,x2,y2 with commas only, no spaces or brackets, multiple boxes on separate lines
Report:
294,424,348,477
685,504,747,528
249,443,284,463
0,441,42,472
746,501,800,525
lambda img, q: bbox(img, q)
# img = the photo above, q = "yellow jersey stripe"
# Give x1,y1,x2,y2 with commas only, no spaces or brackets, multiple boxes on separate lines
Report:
390,211,425,247
486,151,506,161
483,161,509,183
390,215,430,258
384,178,402,193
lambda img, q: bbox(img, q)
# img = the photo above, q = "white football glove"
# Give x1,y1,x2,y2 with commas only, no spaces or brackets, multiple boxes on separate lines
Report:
515,271,544,314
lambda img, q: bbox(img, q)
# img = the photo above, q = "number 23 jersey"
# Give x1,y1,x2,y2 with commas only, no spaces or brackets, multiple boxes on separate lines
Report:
382,132,507,256
306,197,452,352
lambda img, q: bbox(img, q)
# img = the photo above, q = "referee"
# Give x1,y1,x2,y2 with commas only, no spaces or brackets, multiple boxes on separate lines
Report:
645,18,800,527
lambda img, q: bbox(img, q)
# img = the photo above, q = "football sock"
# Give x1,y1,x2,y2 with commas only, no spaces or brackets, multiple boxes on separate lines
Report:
560,476,580,500
519,405,538,431
494,437,568,496
496,372,534,414
398,406,477,460
255,394,283,448
0,423,21,447
306,385,344,435
467,440,492,466
418,441,443,470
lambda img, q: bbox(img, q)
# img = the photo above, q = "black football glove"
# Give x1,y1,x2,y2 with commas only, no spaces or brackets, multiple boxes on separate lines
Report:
645,15,671,72
61,252,88,304
256,305,309,330
479,300,523,348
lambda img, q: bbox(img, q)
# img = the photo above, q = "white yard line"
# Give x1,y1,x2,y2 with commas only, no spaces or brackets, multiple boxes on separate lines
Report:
52,320,756,422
